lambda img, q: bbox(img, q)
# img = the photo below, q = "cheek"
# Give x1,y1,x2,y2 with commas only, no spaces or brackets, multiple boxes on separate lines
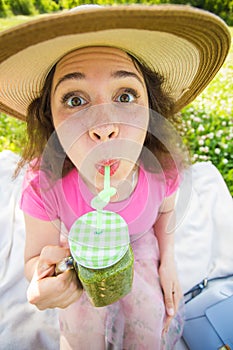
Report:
52,111,67,130
121,124,147,145
66,137,88,169
51,95,70,129
123,106,149,142
51,98,58,125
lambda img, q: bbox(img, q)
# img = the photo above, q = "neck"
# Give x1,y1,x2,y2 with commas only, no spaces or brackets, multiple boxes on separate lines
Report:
110,165,139,202
80,165,139,203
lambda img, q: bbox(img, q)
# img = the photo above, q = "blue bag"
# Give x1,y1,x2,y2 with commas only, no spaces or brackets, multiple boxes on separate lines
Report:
183,275,233,350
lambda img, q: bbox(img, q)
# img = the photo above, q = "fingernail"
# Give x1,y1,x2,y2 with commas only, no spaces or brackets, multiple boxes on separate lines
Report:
40,263,50,271
37,263,50,278
167,308,174,316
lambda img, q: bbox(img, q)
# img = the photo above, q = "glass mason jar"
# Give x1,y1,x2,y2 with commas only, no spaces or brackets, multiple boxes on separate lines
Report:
69,210,134,307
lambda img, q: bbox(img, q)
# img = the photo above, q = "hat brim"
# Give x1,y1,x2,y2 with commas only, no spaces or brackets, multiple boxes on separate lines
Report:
0,5,231,120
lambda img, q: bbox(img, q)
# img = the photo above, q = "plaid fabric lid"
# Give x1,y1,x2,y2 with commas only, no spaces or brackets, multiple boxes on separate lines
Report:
69,210,129,269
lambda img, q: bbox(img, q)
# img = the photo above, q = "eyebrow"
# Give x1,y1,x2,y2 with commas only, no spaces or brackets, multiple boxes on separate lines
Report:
53,72,85,94
111,70,144,86
53,69,144,94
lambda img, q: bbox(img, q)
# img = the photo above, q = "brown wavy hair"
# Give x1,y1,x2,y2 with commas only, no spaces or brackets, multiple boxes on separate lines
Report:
16,53,188,179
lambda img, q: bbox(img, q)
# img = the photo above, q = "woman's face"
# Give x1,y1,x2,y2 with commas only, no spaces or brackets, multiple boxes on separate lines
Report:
51,46,149,194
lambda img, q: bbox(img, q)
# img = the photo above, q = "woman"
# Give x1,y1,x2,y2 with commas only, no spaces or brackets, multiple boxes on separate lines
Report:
0,5,230,349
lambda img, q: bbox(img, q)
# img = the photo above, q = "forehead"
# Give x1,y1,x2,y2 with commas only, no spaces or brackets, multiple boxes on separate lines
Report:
54,46,139,75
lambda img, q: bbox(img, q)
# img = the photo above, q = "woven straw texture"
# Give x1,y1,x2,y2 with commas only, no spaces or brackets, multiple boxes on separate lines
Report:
0,5,231,119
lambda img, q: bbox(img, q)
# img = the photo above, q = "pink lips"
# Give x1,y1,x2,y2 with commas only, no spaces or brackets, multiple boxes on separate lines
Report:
96,159,120,176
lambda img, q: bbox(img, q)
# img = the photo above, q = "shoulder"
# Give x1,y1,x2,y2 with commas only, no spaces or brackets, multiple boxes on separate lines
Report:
23,164,78,190
143,164,181,197
21,165,78,221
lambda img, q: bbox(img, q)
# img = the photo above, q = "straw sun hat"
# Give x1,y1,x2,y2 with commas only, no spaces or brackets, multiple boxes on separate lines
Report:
0,4,231,120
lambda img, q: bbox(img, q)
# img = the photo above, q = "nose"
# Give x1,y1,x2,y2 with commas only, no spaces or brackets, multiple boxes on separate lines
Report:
89,124,119,142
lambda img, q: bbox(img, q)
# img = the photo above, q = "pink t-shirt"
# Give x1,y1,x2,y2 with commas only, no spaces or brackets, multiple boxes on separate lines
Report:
20,165,179,236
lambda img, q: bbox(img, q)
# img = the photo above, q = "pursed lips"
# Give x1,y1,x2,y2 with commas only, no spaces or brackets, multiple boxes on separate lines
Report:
95,159,120,176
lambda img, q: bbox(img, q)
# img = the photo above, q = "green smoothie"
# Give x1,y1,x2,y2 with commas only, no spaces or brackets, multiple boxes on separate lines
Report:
75,245,134,307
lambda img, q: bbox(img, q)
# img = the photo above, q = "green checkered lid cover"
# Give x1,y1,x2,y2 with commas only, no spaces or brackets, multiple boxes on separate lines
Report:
69,210,129,269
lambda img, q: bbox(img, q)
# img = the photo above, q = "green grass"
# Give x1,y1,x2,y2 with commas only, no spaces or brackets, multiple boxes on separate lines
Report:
0,17,232,194
0,16,37,152
0,15,35,30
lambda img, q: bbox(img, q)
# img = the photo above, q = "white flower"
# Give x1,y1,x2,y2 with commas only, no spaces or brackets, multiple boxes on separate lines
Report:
198,139,205,146
207,132,214,139
215,148,221,155
199,155,209,161
193,117,201,123
200,146,209,153
222,159,228,164
216,130,223,137
198,125,205,132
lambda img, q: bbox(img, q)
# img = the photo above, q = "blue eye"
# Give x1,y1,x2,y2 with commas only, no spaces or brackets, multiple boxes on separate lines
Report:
67,96,86,107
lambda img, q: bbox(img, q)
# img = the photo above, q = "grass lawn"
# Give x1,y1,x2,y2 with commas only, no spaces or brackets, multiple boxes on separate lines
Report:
0,16,33,30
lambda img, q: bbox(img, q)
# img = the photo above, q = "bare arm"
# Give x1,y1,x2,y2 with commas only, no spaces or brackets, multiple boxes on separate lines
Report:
24,214,82,310
154,192,177,262
154,192,182,333
24,214,61,280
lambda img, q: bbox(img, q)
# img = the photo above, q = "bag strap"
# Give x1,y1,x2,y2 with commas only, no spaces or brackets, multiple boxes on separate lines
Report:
184,274,233,304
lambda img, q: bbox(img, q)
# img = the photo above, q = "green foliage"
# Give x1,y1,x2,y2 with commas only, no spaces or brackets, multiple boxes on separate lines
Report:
35,0,59,13
9,0,38,16
0,115,26,154
57,0,78,9
0,0,12,17
189,0,233,25
0,0,232,24
181,28,233,194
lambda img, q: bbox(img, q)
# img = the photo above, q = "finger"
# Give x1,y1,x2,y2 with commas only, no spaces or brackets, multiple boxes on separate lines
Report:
40,245,70,264
173,293,179,316
45,271,82,308
58,275,83,309
28,270,81,309
37,245,70,278
162,289,175,334
164,291,175,318
28,274,65,306
172,286,183,314
163,315,173,334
